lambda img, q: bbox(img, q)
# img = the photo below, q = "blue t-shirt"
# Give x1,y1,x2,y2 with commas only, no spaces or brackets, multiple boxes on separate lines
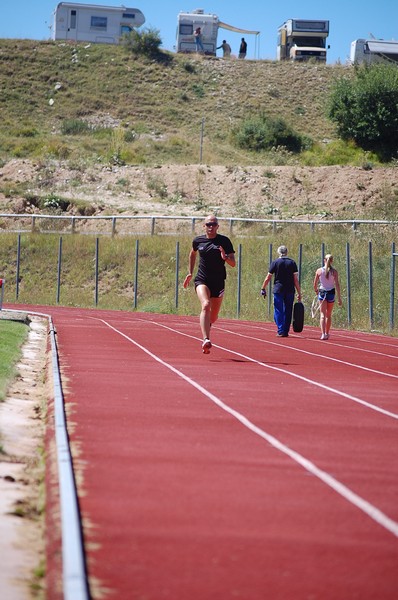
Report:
269,256,298,294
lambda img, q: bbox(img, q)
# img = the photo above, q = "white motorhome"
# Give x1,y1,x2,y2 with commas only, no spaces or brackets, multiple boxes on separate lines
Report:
176,8,260,56
52,2,145,44
350,39,398,65
277,19,329,62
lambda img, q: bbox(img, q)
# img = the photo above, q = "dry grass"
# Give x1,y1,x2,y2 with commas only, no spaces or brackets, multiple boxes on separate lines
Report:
0,39,349,166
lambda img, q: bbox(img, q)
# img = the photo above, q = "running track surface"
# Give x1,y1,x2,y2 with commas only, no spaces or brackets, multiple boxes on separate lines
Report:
15,306,398,599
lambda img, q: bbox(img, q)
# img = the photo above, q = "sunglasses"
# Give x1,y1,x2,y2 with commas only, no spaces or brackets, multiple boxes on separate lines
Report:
205,222,218,227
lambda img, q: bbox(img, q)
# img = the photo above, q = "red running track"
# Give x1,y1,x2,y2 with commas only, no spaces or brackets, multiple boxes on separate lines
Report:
16,306,398,599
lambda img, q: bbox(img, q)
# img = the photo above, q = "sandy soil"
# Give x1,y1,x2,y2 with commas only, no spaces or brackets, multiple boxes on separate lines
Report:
0,314,47,599
1,160,397,224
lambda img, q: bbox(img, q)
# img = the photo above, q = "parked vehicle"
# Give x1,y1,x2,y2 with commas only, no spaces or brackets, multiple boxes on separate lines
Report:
52,2,145,44
277,19,329,62
350,38,398,65
176,8,259,56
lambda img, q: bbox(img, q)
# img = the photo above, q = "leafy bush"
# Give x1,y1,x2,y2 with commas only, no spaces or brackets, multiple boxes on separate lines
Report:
41,194,70,212
301,140,379,167
122,27,162,57
328,64,398,160
234,113,308,153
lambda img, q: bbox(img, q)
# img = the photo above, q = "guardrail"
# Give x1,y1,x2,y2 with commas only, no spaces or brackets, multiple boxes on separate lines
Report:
0,213,397,236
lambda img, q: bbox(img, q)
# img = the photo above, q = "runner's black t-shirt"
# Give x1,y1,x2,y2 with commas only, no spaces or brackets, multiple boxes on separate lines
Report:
193,234,234,283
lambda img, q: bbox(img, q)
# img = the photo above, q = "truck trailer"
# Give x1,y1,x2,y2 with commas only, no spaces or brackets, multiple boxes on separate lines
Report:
176,8,260,56
350,39,398,65
52,2,145,44
277,19,329,62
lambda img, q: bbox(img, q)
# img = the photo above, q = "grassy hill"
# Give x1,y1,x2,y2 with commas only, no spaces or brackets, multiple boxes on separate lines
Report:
0,38,351,166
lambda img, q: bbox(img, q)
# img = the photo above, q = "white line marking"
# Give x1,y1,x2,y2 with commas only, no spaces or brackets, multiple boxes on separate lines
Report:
142,320,398,420
96,317,398,539
230,322,398,366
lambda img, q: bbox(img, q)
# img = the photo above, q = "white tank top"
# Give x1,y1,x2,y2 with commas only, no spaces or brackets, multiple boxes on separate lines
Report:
319,266,335,291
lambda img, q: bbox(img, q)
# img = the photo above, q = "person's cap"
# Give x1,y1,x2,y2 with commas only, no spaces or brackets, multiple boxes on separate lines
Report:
277,245,288,255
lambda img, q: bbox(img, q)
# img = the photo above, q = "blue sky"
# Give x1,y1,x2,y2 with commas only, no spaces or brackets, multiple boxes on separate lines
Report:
1,1,397,63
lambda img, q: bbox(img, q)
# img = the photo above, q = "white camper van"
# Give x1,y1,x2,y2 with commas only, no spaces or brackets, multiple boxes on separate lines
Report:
350,39,398,65
52,2,145,44
176,8,260,56
277,19,329,62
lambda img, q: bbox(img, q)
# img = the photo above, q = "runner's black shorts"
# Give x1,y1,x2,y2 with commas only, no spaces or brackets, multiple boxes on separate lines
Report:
194,278,225,298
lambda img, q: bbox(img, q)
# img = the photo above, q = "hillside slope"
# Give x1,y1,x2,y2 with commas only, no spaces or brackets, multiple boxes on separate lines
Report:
0,40,397,222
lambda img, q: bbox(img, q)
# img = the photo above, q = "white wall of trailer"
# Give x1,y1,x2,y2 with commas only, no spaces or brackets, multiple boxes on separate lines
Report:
350,39,398,65
176,10,219,54
53,3,145,44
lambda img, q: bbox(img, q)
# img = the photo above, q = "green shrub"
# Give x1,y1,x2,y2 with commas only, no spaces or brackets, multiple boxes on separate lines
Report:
328,64,398,160
122,27,162,57
234,113,308,153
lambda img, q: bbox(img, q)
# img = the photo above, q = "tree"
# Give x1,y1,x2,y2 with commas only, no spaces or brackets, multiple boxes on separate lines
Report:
122,27,162,58
328,64,398,160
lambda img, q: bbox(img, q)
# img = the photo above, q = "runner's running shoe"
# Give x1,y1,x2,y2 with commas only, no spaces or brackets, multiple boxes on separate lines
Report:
202,338,212,354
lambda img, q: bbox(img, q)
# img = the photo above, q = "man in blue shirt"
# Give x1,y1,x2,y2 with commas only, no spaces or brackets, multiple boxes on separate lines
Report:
261,245,302,337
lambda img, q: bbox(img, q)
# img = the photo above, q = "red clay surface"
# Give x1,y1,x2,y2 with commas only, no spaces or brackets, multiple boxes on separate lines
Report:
12,306,398,599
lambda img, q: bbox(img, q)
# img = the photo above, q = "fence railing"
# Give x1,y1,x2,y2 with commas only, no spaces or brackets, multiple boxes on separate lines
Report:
0,213,397,236
2,234,398,332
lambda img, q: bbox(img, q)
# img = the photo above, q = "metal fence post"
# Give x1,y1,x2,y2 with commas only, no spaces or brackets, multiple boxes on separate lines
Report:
368,241,374,330
95,237,99,306
237,244,242,318
199,117,205,164
268,243,273,316
16,233,21,299
0,278,5,310
346,242,351,326
390,242,396,330
134,239,139,309
57,236,63,304
175,241,180,310
297,243,303,284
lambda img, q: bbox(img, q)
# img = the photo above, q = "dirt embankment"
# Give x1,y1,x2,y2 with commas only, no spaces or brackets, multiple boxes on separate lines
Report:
1,160,397,224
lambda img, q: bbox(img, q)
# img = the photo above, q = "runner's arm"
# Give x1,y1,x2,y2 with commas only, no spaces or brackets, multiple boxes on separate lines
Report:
183,249,197,288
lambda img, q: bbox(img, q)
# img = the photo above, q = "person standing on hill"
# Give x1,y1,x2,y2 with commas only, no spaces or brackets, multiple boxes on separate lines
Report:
238,38,247,58
260,245,301,337
194,27,204,53
313,254,342,340
217,40,232,57
183,215,235,354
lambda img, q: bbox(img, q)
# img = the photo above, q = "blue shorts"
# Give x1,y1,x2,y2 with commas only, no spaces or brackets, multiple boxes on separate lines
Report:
319,288,335,303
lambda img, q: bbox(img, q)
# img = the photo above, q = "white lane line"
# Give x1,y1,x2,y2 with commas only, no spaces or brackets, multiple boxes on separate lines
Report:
229,319,398,357
96,317,398,539
140,319,398,421
224,324,398,371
